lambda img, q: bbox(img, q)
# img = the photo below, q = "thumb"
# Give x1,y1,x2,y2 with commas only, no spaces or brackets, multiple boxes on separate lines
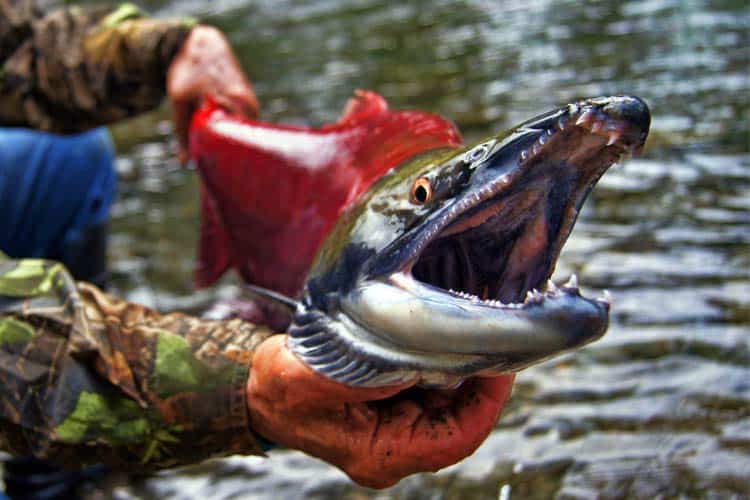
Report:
214,87,260,120
251,335,415,407
235,87,260,119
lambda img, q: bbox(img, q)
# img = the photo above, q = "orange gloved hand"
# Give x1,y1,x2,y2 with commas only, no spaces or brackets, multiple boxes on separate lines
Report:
247,335,515,488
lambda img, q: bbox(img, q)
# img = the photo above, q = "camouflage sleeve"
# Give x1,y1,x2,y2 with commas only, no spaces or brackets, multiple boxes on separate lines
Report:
0,2,194,132
0,255,277,470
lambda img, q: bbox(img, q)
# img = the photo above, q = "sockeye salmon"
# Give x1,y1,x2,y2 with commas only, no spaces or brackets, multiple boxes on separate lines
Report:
190,93,650,388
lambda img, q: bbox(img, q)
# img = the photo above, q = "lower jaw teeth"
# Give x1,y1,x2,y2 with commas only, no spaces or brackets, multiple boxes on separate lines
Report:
525,290,545,304
448,274,612,307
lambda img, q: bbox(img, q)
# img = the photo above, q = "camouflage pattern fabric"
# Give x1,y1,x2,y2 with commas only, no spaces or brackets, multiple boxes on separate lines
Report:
0,1,193,132
0,252,276,470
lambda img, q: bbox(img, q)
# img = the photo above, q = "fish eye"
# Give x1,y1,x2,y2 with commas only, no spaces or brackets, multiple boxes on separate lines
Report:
465,143,490,164
410,177,433,204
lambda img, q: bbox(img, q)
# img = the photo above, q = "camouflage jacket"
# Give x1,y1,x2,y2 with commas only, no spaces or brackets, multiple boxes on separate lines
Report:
0,254,277,470
0,1,193,132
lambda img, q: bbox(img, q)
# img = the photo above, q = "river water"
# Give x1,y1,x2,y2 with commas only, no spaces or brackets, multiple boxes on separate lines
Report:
98,0,749,498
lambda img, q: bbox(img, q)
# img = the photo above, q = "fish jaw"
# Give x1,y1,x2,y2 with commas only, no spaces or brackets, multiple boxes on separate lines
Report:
291,273,608,388
290,96,650,388
344,273,607,357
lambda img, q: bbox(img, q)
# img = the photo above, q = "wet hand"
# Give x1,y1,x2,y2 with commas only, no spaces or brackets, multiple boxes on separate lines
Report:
167,25,259,163
247,335,514,488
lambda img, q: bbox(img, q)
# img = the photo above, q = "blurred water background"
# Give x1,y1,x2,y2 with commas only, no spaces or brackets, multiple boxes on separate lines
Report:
90,0,749,498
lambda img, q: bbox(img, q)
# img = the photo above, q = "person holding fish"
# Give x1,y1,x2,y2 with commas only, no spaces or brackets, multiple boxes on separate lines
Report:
0,1,519,495
0,2,260,497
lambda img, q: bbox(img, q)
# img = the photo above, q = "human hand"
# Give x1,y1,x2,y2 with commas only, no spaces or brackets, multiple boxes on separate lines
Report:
247,335,515,488
167,25,259,163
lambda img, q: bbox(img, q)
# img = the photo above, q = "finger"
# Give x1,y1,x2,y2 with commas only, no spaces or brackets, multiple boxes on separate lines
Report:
234,85,260,118
458,374,516,411
336,399,426,489
212,85,259,119
450,374,515,446
410,386,457,409
384,375,514,472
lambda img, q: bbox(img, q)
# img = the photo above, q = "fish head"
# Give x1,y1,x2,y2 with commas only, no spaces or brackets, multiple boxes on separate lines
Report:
290,96,650,387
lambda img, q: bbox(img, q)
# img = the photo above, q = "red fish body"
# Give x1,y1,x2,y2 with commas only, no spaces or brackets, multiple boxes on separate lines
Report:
190,91,462,295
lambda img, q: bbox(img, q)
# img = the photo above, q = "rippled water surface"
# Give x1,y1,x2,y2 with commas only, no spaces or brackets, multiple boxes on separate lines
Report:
97,0,748,498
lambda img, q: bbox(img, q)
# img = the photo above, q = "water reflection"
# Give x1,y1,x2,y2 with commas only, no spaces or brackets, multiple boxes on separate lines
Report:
100,0,748,497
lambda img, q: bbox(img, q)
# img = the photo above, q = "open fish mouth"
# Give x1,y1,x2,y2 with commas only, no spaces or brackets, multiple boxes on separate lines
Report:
291,96,650,388
409,96,649,308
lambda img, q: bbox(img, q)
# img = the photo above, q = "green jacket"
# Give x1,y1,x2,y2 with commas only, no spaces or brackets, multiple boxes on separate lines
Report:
0,254,274,469
0,1,193,132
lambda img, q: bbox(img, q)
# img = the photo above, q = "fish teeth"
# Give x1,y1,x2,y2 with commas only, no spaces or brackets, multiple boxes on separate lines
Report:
575,109,595,127
452,289,515,307
563,274,579,292
606,132,621,146
596,289,612,305
546,279,558,294
524,289,544,305
449,289,479,301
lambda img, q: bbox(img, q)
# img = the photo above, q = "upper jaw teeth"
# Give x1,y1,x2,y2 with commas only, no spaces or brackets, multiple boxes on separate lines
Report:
520,105,635,166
